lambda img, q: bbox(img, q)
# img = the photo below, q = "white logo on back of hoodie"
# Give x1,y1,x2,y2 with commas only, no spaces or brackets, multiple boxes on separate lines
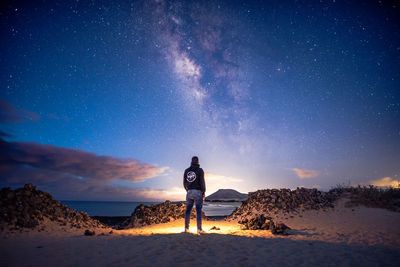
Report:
186,171,196,182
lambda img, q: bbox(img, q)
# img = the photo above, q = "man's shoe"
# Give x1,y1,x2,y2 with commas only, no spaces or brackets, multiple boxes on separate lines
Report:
197,229,206,234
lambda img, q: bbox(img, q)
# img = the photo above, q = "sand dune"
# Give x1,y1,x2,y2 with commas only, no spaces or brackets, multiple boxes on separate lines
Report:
1,198,399,266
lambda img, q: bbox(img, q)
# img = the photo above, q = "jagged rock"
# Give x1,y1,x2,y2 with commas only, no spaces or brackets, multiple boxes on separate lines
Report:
210,226,220,230
0,184,105,230
238,214,290,235
231,188,336,235
84,229,95,236
239,214,273,230
229,188,336,222
119,200,207,229
273,222,291,235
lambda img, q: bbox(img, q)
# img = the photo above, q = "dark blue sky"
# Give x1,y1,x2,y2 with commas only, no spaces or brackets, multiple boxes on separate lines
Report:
1,0,399,200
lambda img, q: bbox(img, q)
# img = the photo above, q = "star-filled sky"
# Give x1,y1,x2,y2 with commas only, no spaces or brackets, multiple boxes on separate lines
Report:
1,0,399,201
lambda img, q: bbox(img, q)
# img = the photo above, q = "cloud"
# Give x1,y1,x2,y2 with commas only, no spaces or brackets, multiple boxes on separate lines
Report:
52,180,185,201
369,177,400,188
292,168,320,179
0,138,164,183
0,137,168,200
0,98,40,123
0,130,13,138
132,186,186,201
2,167,183,201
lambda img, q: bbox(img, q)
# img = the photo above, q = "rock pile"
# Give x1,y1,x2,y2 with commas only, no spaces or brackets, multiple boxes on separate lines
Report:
238,214,291,235
0,184,105,230
84,229,96,236
119,200,206,229
329,185,400,211
229,188,336,221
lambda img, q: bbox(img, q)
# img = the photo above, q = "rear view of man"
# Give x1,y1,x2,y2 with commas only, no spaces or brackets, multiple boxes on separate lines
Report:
183,156,206,234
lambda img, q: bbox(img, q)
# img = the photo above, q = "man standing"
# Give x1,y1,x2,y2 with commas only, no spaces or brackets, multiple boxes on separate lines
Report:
183,156,206,234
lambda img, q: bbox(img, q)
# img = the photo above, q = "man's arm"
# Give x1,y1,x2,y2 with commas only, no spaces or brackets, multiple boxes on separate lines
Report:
200,169,206,194
183,171,188,191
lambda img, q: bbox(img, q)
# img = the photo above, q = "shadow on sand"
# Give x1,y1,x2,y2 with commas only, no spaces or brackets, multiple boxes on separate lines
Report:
3,232,398,267
122,233,399,266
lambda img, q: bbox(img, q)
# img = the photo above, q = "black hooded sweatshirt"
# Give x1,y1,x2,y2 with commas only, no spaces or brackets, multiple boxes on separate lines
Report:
183,163,206,193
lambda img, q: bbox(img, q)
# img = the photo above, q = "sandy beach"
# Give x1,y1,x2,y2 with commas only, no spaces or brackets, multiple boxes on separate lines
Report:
1,198,399,267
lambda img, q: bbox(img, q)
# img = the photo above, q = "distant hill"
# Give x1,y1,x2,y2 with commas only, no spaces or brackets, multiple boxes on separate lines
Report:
205,189,248,201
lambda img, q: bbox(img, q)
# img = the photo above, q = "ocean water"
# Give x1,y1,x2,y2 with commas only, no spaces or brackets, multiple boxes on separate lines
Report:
61,201,157,216
203,202,242,216
61,200,242,217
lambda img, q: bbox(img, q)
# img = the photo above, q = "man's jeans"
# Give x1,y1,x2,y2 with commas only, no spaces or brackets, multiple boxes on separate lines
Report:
185,189,203,230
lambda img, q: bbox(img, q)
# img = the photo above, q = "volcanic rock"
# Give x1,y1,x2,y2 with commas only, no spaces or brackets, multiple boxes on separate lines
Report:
238,214,290,235
229,188,336,222
84,229,95,236
273,222,291,235
119,201,207,229
0,184,105,231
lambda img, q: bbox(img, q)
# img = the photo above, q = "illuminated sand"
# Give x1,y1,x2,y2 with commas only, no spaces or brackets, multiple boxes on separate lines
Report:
120,219,243,236
1,198,399,266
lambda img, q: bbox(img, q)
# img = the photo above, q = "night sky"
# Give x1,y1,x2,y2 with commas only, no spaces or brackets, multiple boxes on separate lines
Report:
1,0,399,201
